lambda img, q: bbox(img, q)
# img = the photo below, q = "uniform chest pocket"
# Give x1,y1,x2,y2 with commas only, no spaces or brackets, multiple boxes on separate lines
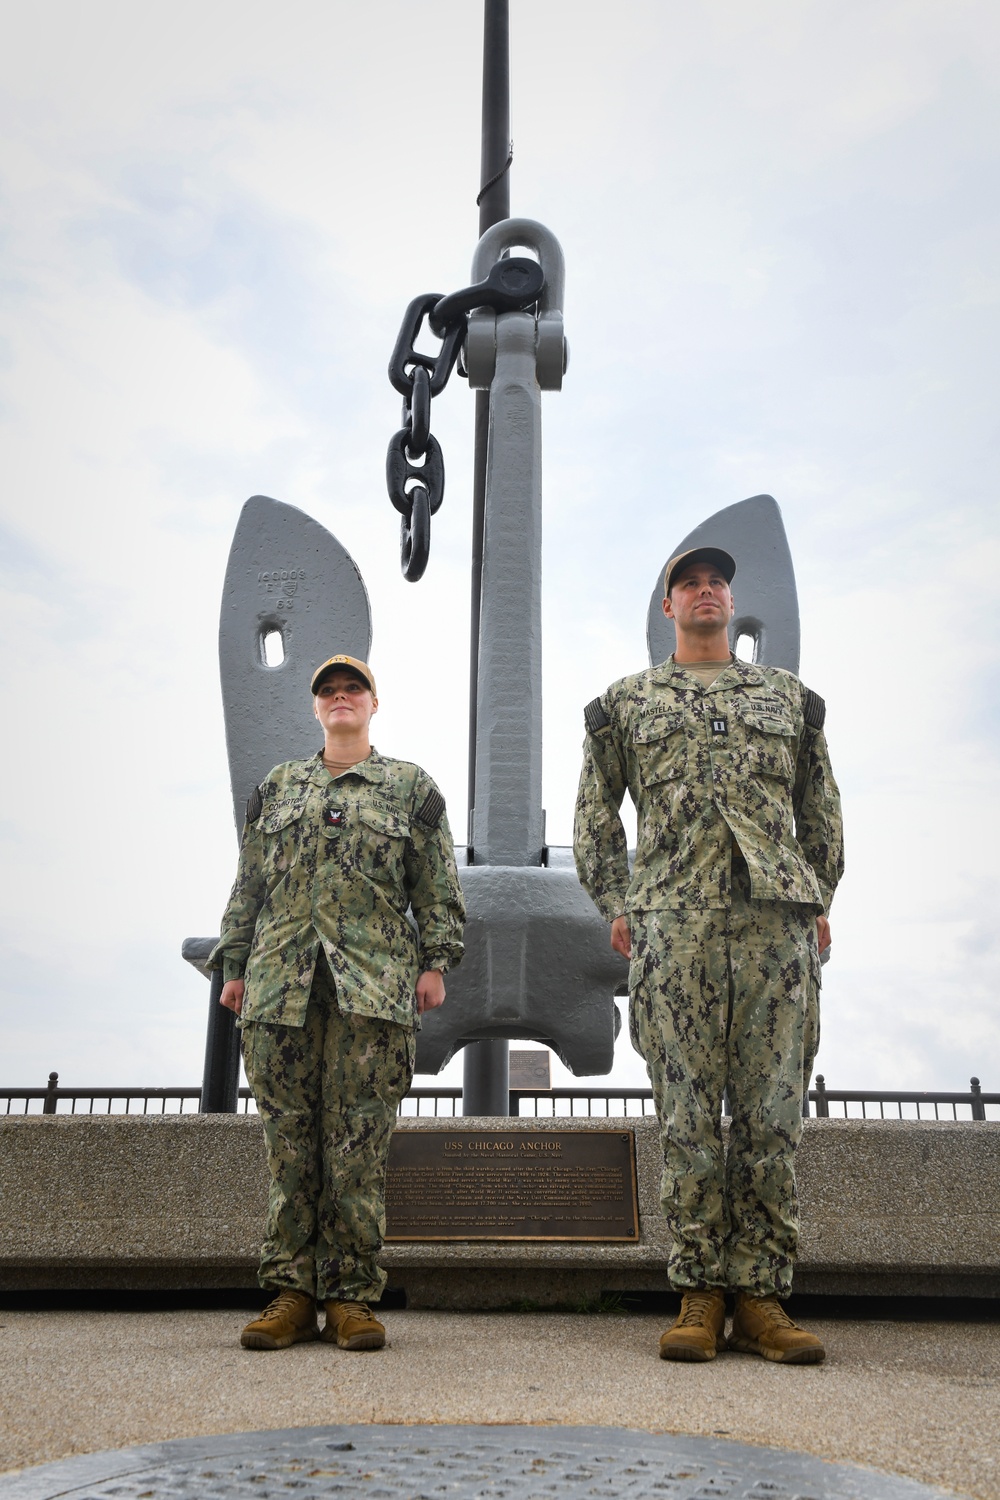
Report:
260,799,307,836
258,797,308,873
356,803,412,884
632,710,688,786
740,710,795,782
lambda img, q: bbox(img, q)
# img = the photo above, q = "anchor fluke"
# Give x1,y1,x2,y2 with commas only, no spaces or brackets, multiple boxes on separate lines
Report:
219,495,372,832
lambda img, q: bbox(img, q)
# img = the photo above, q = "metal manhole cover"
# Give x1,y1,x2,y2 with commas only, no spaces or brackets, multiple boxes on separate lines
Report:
0,1426,969,1500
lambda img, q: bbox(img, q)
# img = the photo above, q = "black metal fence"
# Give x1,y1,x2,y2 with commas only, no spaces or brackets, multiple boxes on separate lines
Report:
808,1074,996,1121
3,1072,997,1121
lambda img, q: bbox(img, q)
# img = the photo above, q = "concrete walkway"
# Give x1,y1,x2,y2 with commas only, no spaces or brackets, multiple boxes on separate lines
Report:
0,1307,997,1500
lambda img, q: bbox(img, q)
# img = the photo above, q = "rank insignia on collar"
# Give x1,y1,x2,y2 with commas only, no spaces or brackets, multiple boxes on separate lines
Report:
711,717,728,735
323,808,345,828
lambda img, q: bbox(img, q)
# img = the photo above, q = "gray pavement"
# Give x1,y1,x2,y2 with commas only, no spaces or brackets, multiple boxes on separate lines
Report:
0,1309,997,1500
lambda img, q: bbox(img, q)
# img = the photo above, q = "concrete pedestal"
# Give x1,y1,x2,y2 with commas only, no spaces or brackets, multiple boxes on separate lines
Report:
1,1116,996,1304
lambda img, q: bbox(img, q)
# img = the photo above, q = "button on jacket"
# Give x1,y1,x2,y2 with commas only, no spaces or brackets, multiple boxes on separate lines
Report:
210,749,466,1029
574,658,843,922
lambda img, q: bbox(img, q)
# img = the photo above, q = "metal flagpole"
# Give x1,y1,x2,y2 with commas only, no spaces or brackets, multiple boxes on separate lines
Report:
463,0,512,1116
468,0,511,818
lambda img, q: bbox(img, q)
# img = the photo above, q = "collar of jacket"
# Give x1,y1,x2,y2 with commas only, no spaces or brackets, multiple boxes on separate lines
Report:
307,748,387,787
651,657,765,689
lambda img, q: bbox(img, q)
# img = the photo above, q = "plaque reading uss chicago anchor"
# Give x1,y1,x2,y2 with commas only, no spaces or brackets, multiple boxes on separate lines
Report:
384,1129,639,1242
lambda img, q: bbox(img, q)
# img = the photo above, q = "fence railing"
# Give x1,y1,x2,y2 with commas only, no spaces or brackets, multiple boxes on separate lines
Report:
3,1072,997,1121
809,1074,996,1121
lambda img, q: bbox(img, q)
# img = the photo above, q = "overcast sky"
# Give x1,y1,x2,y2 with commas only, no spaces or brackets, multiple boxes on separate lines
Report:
1,0,998,1099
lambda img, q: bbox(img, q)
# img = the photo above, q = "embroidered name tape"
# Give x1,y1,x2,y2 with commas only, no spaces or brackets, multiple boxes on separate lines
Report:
370,796,402,817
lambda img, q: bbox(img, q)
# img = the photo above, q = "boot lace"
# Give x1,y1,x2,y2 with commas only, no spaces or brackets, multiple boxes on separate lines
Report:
750,1296,799,1329
259,1290,309,1322
677,1291,721,1326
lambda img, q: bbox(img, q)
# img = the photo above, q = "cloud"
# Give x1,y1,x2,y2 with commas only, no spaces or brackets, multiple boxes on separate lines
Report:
0,0,998,1099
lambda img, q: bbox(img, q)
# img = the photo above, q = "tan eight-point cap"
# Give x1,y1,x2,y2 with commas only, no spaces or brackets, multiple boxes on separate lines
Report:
310,654,377,697
663,546,737,596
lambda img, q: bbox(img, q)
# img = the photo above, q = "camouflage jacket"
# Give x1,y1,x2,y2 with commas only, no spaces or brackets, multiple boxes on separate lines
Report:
209,749,466,1030
573,658,843,921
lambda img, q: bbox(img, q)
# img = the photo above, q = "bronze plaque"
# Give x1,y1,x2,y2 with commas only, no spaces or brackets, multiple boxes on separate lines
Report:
384,1128,639,1242
508,1049,551,1089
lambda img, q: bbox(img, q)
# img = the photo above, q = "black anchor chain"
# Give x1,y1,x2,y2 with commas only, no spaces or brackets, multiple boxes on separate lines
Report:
386,258,545,581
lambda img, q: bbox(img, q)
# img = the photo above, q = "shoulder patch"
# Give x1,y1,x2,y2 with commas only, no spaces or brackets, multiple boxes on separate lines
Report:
802,687,826,732
245,785,264,823
584,697,610,734
416,788,445,829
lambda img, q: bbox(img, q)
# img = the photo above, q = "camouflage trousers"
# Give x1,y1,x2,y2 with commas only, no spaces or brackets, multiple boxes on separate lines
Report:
629,875,820,1298
242,957,415,1302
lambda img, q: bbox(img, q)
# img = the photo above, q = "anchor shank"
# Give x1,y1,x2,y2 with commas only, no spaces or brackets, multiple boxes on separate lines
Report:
471,311,544,869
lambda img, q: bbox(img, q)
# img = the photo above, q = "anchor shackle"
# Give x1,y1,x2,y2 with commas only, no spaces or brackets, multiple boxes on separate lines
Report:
429,257,545,336
466,218,567,391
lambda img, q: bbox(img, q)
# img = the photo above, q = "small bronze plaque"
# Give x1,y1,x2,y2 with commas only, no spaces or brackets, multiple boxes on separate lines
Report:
385,1128,639,1242
508,1049,551,1090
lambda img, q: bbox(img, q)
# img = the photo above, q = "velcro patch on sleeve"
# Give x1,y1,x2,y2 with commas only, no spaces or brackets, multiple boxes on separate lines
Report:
584,697,610,734
802,687,826,732
416,788,446,829
245,785,264,823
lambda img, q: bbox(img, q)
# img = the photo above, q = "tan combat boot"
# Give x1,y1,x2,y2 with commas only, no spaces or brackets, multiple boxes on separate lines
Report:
322,1299,386,1350
658,1288,727,1362
728,1292,825,1364
240,1289,320,1350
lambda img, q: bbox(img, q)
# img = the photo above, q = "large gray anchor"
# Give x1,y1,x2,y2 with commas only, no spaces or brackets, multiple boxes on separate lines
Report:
186,313,805,1112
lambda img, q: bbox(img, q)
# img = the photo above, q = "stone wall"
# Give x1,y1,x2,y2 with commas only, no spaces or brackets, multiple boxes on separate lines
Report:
2,1116,997,1305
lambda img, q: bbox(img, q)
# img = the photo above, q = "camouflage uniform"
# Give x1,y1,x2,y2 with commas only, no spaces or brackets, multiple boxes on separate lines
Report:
210,748,465,1302
574,658,842,1296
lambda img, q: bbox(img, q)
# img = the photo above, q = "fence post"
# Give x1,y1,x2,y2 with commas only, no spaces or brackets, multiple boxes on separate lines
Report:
970,1076,986,1122
42,1071,59,1115
814,1073,830,1118
200,970,240,1112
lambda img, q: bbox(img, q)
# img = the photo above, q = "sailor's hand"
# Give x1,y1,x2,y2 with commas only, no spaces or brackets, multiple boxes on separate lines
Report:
610,916,632,960
220,979,245,1015
816,915,831,955
416,969,446,1014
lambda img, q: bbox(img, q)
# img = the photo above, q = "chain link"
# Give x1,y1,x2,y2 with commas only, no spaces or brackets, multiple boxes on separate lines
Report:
386,259,546,582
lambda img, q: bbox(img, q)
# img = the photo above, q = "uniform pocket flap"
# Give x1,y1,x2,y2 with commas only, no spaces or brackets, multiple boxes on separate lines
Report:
741,709,795,736
260,798,306,833
632,709,686,743
358,803,411,840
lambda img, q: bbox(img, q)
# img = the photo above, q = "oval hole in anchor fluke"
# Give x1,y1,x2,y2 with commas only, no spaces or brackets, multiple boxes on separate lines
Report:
261,627,285,668
731,615,764,664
